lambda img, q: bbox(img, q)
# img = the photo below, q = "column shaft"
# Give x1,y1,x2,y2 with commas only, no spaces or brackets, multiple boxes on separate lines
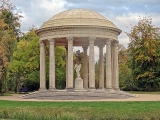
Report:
99,45,104,89
113,42,120,90
67,37,73,89
83,46,88,89
111,42,114,89
49,39,56,90
39,41,46,91
106,39,112,90
89,37,95,89
65,46,68,88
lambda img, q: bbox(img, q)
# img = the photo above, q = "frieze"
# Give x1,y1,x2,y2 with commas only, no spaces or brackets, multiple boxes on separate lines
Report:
40,29,116,37
39,29,118,41
36,26,121,35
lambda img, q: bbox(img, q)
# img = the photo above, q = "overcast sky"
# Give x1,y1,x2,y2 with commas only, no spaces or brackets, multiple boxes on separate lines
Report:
10,0,160,60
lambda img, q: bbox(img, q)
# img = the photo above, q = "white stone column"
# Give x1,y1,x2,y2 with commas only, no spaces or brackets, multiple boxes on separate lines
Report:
82,46,88,89
106,39,112,90
111,42,115,89
98,45,104,89
113,41,120,90
39,41,46,91
49,39,56,91
65,46,68,88
89,37,96,89
66,36,74,90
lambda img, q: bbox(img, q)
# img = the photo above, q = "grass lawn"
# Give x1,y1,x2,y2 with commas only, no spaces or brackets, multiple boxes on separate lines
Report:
127,91,160,94
0,100,160,119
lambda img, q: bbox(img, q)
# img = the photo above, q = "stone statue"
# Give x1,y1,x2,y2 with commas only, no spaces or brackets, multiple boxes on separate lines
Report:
74,63,81,78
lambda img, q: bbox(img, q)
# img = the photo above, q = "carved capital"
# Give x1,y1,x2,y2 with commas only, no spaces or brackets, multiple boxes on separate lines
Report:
82,46,88,51
39,41,45,46
89,37,96,45
98,45,104,49
106,39,112,45
114,43,118,48
66,36,73,44
48,38,55,45
114,40,119,44
89,37,96,41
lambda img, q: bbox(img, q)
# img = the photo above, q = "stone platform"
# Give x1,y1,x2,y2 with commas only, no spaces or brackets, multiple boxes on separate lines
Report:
21,90,135,100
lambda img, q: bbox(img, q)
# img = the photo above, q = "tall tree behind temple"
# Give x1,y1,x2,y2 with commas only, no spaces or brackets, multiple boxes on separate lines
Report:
7,29,39,92
127,16,160,91
7,28,67,92
0,0,22,93
118,44,132,90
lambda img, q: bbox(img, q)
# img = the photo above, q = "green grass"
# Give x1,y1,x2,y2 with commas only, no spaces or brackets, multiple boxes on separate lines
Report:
127,91,160,94
0,100,160,119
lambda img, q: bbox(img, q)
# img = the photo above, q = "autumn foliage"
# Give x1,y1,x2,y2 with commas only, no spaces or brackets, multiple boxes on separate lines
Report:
127,16,160,91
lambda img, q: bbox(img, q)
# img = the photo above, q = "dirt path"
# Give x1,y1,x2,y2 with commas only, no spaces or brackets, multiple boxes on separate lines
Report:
0,94,160,101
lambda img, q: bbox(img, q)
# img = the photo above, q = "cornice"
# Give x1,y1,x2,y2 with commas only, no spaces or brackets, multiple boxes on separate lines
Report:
36,25,121,36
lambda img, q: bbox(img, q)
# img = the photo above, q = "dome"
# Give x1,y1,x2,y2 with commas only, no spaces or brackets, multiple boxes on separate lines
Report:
40,9,117,29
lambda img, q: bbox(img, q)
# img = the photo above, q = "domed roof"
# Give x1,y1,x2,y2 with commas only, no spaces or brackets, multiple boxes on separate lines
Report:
40,9,117,29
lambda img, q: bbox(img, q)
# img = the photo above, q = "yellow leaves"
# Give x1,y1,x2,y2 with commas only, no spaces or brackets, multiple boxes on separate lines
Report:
17,40,28,50
0,35,10,68
136,71,155,80
0,19,6,30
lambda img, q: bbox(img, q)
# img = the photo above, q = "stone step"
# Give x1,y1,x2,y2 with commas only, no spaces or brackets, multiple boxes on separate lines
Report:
21,90,136,100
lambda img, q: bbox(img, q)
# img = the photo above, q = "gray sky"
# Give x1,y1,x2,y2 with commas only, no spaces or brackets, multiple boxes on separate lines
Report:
10,0,160,60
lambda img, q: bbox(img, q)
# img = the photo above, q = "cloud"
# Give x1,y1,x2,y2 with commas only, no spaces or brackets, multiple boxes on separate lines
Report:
10,0,160,50
11,0,66,32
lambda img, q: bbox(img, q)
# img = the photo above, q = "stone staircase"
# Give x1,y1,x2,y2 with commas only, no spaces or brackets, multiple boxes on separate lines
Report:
21,90,135,100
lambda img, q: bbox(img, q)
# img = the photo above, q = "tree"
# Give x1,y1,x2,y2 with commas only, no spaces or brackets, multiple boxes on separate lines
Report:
0,13,12,94
7,29,39,92
7,29,67,91
127,16,160,91
55,46,66,89
0,0,22,93
118,44,133,90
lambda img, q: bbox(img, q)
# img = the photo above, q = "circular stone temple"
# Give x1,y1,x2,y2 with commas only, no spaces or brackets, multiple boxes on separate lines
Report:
22,9,134,99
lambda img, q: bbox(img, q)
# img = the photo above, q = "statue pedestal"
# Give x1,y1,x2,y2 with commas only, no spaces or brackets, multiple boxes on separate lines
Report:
75,78,83,90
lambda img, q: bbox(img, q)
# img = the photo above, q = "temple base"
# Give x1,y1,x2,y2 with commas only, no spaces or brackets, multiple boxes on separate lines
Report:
21,90,136,100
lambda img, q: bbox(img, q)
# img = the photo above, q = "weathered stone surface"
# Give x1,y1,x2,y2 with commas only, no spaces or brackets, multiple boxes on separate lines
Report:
21,90,135,100
35,8,126,100
75,78,83,90
39,9,118,29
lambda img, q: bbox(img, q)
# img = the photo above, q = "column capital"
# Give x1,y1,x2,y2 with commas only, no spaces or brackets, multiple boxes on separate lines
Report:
40,41,45,46
89,37,96,43
82,46,88,51
48,39,55,45
48,38,55,42
114,40,119,44
114,43,118,47
106,39,112,45
97,45,104,49
66,36,73,44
